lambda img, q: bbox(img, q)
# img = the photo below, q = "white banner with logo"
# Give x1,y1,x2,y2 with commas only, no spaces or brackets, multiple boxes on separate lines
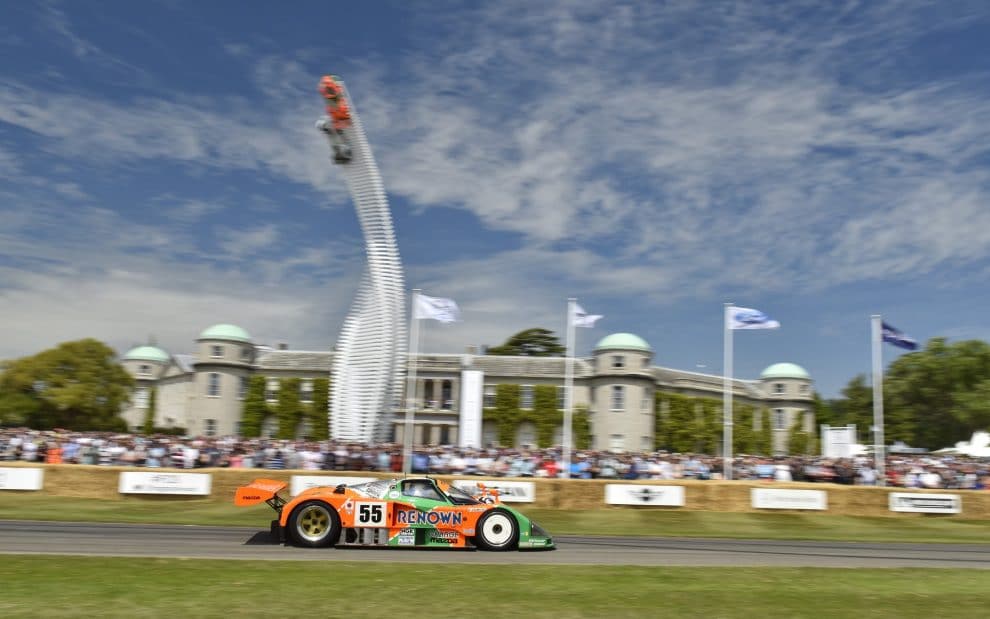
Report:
0,467,44,491
459,370,483,449
752,488,827,510
605,484,685,506
889,492,961,514
452,479,535,503
118,472,212,495
290,475,377,497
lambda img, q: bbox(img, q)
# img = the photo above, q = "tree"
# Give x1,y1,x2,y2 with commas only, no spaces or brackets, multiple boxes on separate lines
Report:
834,374,874,442
572,405,591,450
787,413,816,455
276,378,303,439
0,339,133,430
142,387,157,435
491,384,520,446
533,385,562,447
884,337,990,449
240,376,268,437
486,328,565,356
306,377,330,440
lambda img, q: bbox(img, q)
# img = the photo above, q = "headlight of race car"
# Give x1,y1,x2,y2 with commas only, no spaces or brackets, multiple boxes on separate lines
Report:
531,522,550,538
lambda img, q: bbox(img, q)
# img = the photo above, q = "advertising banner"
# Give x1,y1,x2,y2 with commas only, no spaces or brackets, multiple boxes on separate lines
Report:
0,467,44,491
118,472,212,495
751,488,827,510
889,492,961,514
452,479,535,503
459,370,484,449
605,484,685,506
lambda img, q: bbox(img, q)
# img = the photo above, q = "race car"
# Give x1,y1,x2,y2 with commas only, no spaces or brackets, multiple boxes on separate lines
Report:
316,74,353,164
235,476,555,551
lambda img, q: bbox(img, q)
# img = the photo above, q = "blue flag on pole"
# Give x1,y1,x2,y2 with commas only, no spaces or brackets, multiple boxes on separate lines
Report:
881,321,918,350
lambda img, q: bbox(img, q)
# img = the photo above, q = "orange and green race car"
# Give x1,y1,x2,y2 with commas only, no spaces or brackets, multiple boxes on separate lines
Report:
235,476,555,551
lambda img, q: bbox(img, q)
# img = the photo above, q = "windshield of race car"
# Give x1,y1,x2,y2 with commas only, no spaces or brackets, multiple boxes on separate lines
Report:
444,484,482,505
348,479,391,499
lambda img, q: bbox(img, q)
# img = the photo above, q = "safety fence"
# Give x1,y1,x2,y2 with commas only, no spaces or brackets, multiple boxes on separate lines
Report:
2,463,988,518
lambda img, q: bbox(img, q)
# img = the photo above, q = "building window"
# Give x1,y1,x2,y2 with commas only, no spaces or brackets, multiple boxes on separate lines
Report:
441,380,453,409
138,364,152,377
773,408,786,430
609,434,624,451
211,345,223,358
134,387,149,409
612,355,625,369
234,421,242,436
483,385,496,408
774,383,785,394
556,386,565,410
641,396,651,413
641,357,650,368
265,378,279,402
239,376,249,400
300,380,313,403
799,384,809,394
611,385,624,411
520,385,533,409
205,419,217,437
207,373,221,397
240,347,252,362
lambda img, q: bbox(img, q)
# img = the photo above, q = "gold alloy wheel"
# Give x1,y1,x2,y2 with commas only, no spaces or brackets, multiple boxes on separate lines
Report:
296,504,331,541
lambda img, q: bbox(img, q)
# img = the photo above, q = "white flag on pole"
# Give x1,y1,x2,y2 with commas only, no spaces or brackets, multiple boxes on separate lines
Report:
572,303,603,328
727,306,780,330
414,293,461,323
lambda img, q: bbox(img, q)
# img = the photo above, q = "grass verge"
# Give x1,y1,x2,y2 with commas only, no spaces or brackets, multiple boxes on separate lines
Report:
2,493,990,543
1,556,989,618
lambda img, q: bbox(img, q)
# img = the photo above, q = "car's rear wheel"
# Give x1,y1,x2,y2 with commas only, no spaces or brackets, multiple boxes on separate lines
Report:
475,508,518,551
288,501,341,548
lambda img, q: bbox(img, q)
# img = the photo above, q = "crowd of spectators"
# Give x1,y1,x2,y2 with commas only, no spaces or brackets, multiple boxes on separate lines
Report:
2,427,988,490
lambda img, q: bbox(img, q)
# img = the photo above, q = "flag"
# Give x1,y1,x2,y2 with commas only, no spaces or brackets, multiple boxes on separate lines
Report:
572,303,603,328
727,306,780,330
413,293,460,323
881,321,918,350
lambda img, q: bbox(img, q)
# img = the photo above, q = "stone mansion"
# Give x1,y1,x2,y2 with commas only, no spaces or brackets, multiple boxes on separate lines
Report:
119,324,814,452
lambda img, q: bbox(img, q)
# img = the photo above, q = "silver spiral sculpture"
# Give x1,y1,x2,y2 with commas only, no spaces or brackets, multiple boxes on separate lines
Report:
318,76,406,443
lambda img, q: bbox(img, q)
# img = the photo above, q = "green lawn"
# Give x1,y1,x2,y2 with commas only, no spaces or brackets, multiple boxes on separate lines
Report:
1,557,988,619
2,494,990,543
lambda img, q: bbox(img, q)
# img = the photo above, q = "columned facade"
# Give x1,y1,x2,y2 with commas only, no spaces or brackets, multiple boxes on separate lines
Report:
120,327,815,452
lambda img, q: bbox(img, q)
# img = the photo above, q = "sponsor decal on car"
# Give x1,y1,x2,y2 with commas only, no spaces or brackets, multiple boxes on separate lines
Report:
395,509,464,526
430,530,458,543
394,527,416,546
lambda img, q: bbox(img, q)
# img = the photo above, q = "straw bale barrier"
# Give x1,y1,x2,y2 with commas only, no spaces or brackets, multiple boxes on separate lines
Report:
3,462,989,518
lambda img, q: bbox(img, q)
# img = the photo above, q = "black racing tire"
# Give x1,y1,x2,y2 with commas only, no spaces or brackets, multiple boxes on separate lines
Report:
287,501,341,548
474,508,519,551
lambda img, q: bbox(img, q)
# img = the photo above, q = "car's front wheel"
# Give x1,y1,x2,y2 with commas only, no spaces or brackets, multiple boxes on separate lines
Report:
475,508,518,551
288,501,341,548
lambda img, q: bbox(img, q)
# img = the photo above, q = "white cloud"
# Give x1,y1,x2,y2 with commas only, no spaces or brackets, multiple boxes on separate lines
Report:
2,0,990,371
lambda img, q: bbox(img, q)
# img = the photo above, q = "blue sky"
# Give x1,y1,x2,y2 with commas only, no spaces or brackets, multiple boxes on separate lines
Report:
2,1,989,398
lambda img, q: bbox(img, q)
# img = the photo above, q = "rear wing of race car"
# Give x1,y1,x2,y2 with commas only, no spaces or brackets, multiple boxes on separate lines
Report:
234,478,288,514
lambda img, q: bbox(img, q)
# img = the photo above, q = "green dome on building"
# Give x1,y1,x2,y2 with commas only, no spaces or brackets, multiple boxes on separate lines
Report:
123,345,170,363
760,362,810,380
594,333,652,352
198,324,252,343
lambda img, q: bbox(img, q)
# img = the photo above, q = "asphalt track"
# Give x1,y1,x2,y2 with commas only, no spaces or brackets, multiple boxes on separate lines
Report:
2,520,990,567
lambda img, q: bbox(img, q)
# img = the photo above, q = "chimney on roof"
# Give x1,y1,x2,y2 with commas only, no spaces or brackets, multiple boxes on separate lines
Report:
278,343,288,350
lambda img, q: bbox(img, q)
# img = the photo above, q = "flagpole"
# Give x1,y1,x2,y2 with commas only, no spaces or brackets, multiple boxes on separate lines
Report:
402,289,421,475
562,298,577,479
723,302,733,480
871,314,885,486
